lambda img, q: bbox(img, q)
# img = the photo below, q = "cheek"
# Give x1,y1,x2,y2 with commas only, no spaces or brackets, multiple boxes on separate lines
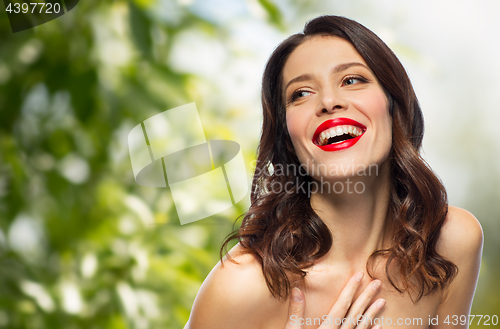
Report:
356,91,391,130
376,96,392,140
368,92,389,121
370,93,392,154
353,91,392,151
286,110,306,147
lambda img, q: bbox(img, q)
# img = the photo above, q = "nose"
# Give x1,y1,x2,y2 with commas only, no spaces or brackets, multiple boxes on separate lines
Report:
316,88,349,116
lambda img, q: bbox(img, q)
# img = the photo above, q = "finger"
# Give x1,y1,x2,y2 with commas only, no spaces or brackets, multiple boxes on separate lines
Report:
285,287,306,328
328,272,364,319
317,272,364,329
343,279,381,325
352,298,386,329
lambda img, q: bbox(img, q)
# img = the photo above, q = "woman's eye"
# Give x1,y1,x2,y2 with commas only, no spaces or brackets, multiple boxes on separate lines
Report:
342,76,367,86
291,90,311,102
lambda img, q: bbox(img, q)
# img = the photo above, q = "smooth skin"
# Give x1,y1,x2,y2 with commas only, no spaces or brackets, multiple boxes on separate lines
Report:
185,211,482,329
285,272,385,329
185,36,483,329
185,248,385,329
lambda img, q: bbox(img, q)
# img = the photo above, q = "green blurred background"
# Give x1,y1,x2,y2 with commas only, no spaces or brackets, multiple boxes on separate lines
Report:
0,0,498,328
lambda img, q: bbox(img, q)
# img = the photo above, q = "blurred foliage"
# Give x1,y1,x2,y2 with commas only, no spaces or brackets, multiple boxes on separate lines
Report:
0,0,285,328
0,0,498,328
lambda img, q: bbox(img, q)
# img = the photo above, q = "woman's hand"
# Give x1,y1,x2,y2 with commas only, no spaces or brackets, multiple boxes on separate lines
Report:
285,272,385,329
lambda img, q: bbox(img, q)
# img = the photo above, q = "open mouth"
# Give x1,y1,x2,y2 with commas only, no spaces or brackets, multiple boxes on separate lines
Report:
316,125,364,146
313,118,366,151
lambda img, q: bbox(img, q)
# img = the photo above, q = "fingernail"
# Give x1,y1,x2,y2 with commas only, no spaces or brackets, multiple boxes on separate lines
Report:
377,298,386,309
372,280,382,290
292,287,303,302
355,272,364,282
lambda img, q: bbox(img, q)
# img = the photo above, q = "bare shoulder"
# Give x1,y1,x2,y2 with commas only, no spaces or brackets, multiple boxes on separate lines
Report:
436,205,483,259
430,205,483,326
185,244,286,329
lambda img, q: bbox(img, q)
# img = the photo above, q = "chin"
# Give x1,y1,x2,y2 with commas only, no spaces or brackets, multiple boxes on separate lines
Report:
300,150,390,182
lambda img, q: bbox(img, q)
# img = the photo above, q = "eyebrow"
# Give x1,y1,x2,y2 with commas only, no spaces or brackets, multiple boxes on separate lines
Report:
284,62,369,93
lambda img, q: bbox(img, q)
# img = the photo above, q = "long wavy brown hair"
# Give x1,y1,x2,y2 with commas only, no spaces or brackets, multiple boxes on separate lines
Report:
221,15,457,302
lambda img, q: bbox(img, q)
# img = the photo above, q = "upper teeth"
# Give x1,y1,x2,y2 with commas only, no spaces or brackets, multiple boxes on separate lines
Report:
317,125,364,146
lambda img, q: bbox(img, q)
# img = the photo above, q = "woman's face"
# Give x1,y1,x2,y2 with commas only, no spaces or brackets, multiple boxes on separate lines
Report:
283,36,392,181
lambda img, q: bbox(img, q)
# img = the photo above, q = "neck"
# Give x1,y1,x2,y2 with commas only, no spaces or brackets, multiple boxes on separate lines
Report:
309,161,392,267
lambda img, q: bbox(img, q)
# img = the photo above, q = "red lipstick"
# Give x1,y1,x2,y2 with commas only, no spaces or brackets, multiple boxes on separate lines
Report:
313,118,366,152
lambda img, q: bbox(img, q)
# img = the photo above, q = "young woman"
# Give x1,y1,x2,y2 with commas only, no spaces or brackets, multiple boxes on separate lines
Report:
185,15,483,329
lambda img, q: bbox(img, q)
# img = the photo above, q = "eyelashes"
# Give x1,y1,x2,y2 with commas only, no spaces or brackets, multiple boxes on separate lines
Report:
341,75,368,86
288,89,312,104
286,75,369,105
